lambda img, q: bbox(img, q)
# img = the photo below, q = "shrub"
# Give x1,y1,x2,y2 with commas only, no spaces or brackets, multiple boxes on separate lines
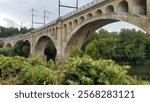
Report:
64,56,149,85
69,48,84,58
0,48,12,56
0,55,64,85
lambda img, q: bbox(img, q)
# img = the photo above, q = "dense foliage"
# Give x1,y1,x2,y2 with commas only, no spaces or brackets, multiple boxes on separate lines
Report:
0,55,148,85
44,41,57,61
64,56,148,85
82,29,150,65
0,55,64,85
0,48,12,56
12,40,30,58
0,40,4,48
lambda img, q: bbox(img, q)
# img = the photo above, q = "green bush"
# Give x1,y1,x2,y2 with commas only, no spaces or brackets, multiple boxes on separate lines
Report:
0,48,13,56
0,55,149,85
64,56,149,85
0,55,64,85
69,48,84,58
12,40,30,58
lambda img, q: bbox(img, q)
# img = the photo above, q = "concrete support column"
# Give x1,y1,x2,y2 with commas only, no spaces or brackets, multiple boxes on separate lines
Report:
30,35,34,57
147,0,150,17
55,20,65,63
128,0,132,14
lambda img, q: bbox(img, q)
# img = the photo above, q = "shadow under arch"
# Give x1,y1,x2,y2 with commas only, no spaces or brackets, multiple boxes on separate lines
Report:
5,43,12,48
64,13,149,57
13,40,31,58
23,40,31,57
34,35,57,61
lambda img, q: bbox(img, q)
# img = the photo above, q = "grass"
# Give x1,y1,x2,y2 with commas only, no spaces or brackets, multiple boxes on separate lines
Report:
128,64,150,81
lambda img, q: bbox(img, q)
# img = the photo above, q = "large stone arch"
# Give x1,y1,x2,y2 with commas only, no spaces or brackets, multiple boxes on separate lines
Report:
132,0,147,15
34,35,57,60
5,43,12,48
117,0,128,12
64,13,150,57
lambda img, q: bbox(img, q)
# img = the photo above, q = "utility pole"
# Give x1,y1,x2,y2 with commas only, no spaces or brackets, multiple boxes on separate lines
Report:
44,10,52,25
58,0,79,18
31,8,44,28
21,21,23,28
76,0,78,10
12,21,14,28
31,9,33,28
31,8,38,29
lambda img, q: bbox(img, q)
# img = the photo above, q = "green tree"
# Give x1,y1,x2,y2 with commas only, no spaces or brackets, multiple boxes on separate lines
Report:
19,27,31,34
84,29,118,60
44,41,57,61
117,29,146,64
64,56,148,85
12,40,30,57
0,40,4,48
85,41,100,60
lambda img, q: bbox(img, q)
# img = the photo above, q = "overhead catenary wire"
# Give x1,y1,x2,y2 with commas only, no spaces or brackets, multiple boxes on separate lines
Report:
58,0,78,18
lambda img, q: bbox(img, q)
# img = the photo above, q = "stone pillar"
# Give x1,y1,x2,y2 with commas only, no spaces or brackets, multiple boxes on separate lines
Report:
128,0,132,14
55,19,65,63
30,34,34,56
147,0,150,17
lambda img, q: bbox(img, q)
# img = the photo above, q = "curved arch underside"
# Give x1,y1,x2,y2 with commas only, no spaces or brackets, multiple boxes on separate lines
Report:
64,13,150,56
5,43,12,48
34,36,57,60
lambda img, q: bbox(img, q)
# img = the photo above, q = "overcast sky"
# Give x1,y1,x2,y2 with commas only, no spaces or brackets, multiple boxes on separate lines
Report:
0,0,143,32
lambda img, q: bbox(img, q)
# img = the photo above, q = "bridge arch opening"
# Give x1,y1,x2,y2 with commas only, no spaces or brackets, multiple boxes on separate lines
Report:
52,28,55,37
63,24,67,40
13,40,31,58
87,13,93,19
5,43,12,48
23,40,31,57
34,36,57,61
96,9,102,15
132,0,147,15
55,27,58,40
80,16,85,23
117,0,128,12
73,19,78,28
68,21,73,33
105,5,114,13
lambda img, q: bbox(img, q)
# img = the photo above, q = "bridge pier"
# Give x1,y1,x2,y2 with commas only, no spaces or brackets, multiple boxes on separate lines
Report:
147,0,150,17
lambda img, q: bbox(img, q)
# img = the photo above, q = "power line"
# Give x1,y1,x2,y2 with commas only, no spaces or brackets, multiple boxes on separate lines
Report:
31,8,44,28
31,8,37,28
44,10,52,25
58,0,78,18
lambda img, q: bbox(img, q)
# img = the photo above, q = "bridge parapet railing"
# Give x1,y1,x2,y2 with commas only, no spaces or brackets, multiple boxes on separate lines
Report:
62,0,106,19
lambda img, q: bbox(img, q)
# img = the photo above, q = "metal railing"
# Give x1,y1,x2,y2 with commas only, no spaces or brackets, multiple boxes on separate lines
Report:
62,0,106,19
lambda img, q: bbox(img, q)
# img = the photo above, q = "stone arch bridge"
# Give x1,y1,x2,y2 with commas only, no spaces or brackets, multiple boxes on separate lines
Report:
1,0,150,62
